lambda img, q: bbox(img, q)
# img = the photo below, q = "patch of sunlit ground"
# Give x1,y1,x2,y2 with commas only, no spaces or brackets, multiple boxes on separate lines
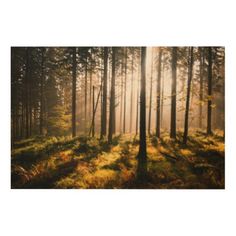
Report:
12,130,225,189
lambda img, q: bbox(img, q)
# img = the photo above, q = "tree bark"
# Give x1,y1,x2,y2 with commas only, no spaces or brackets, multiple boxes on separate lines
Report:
72,47,77,137
92,86,95,137
137,47,147,181
170,47,177,139
123,48,127,133
183,47,194,144
136,59,140,135
120,50,124,133
207,47,213,135
25,48,30,138
199,47,204,129
148,48,153,135
161,57,165,128
156,48,162,138
40,48,45,135
84,52,88,132
101,47,108,138
108,47,116,143
130,48,134,133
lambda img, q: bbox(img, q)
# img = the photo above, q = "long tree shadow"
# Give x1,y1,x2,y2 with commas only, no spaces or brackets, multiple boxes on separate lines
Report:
12,138,80,169
14,159,79,189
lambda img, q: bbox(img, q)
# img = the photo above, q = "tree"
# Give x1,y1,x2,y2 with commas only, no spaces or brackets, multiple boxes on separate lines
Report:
199,47,204,129
123,47,127,133
24,47,31,139
92,86,95,137
72,47,77,137
207,47,213,135
148,48,153,135
170,47,177,139
108,47,116,143
40,48,45,135
156,48,162,138
130,48,134,133
101,47,108,138
137,47,147,181
136,57,140,135
183,47,194,144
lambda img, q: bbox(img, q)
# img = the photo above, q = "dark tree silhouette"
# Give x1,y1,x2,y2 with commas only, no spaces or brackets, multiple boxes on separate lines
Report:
137,47,147,181
170,47,177,139
72,47,77,137
207,47,213,135
108,47,116,143
183,47,194,144
156,48,162,138
101,47,108,138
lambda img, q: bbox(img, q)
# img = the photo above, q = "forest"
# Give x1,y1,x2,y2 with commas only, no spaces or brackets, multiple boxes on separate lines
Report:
11,46,225,189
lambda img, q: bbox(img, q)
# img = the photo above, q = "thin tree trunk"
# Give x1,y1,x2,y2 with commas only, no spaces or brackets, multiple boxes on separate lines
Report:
29,71,32,136
148,48,153,135
161,58,165,128
25,48,30,139
72,47,77,137
156,48,162,138
136,60,140,135
123,48,127,133
101,47,108,138
108,47,116,143
170,47,177,139
89,85,102,136
130,48,134,134
89,65,92,123
199,47,204,129
40,48,45,135
120,51,124,134
137,47,147,181
92,86,95,137
207,47,213,135
84,52,88,132
183,47,194,144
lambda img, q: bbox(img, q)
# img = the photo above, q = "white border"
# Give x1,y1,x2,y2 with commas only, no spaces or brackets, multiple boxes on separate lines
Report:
1,1,236,236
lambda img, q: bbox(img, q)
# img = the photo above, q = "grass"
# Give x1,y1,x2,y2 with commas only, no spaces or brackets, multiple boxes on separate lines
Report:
11,130,225,189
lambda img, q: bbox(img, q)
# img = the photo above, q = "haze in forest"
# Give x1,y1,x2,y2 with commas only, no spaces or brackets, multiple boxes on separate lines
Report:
11,47,225,189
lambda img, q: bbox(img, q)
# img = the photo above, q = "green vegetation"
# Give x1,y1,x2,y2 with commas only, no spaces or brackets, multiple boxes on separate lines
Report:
11,131,224,189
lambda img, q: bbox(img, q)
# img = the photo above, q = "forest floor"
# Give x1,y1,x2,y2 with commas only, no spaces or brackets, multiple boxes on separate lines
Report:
11,130,225,189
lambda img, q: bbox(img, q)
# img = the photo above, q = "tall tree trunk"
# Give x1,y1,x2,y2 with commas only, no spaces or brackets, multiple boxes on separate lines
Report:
130,48,134,133
199,47,204,129
21,101,24,138
148,48,153,135
183,47,194,144
137,47,147,181
170,47,177,139
156,48,162,138
92,86,95,137
29,70,32,136
136,60,140,135
207,47,213,135
108,47,116,143
84,53,88,132
25,48,30,139
123,48,127,133
120,51,124,133
89,65,92,123
101,47,108,138
89,85,102,137
161,58,165,128
72,47,77,137
40,48,45,135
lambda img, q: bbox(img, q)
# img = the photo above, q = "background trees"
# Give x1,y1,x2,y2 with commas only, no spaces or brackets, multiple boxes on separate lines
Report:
11,46,225,143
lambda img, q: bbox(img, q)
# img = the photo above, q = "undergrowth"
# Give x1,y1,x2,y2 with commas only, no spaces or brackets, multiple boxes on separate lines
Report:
11,131,225,189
